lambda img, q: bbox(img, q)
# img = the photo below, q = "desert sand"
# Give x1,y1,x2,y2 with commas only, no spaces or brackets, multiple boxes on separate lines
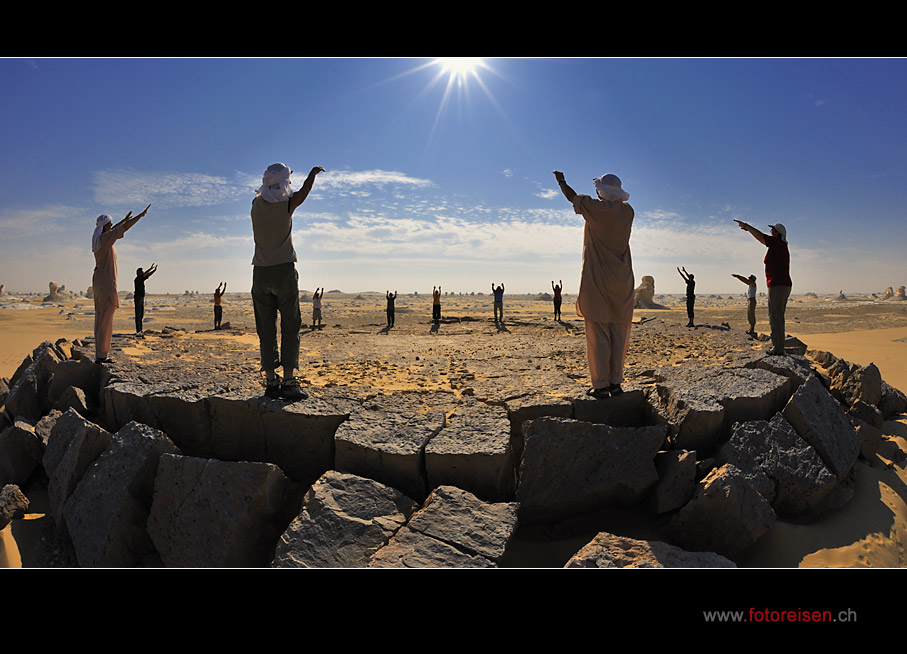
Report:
2,288,906,568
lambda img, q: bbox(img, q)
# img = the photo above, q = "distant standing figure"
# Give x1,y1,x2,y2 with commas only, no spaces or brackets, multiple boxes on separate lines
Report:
386,290,397,328
312,287,323,329
91,205,151,363
432,286,442,323
735,220,792,355
677,266,695,327
250,162,324,401
551,280,563,320
214,282,226,329
554,170,634,398
134,262,157,334
732,273,758,335
492,282,505,322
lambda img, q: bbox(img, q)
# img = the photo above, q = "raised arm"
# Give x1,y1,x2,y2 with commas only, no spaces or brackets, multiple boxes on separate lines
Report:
735,220,767,245
114,204,151,233
289,167,325,217
732,274,756,286
677,267,689,282
553,171,576,203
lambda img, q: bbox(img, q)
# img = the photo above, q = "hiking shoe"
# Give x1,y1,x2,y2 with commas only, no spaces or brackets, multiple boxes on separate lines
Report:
280,377,308,401
264,376,282,399
587,386,611,399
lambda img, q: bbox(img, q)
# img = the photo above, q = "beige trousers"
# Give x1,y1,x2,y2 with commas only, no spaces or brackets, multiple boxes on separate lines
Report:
584,320,632,389
94,297,117,359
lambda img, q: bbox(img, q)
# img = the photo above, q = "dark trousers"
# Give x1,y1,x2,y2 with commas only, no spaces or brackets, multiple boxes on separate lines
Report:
686,296,695,325
553,299,561,319
432,304,441,322
214,304,223,327
252,263,301,373
134,296,144,332
387,309,395,327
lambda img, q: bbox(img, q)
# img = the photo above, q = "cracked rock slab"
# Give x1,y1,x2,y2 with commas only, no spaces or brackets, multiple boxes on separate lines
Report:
272,470,418,568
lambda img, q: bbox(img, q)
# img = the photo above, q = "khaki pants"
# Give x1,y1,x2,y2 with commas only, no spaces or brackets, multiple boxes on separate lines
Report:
94,296,117,359
584,320,632,388
768,285,791,353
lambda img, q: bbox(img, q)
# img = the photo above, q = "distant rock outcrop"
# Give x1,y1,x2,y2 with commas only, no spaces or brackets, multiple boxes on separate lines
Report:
43,282,74,302
634,276,667,309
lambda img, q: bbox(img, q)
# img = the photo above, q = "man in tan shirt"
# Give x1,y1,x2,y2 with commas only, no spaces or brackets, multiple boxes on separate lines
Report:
554,170,634,398
250,163,324,401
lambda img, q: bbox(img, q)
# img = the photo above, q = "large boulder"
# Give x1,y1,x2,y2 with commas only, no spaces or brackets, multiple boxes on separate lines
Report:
782,374,861,480
0,419,44,487
665,463,776,558
334,391,455,501
564,531,736,568
42,409,113,531
368,485,519,568
63,421,181,567
272,470,417,568
648,365,792,455
515,417,666,523
424,399,515,502
147,454,301,567
716,414,839,518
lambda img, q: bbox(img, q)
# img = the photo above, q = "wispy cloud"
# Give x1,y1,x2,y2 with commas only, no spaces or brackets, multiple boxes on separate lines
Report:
0,204,85,237
92,169,248,209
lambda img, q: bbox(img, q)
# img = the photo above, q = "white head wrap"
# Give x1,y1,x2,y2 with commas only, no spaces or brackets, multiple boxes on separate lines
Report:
769,223,787,243
92,214,113,252
593,174,630,202
256,163,294,203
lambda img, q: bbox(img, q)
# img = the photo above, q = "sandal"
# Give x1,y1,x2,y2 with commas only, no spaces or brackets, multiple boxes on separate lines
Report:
587,387,611,399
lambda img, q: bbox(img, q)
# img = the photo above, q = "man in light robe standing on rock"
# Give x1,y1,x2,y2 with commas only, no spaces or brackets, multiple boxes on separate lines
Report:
735,220,792,355
250,163,324,401
554,170,635,398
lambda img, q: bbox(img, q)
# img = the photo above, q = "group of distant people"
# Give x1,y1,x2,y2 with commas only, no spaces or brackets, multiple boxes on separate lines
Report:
90,162,791,402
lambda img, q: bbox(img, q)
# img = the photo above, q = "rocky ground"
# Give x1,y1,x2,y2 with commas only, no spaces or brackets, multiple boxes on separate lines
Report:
2,291,907,568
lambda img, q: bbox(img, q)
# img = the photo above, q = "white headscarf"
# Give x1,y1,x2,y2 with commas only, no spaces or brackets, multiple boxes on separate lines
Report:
593,174,630,202
256,163,294,203
92,214,112,252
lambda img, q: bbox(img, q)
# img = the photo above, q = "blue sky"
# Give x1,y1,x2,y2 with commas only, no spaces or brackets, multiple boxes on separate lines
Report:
1,57,905,296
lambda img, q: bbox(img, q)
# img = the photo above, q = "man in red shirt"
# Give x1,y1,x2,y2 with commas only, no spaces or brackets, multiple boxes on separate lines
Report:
736,220,792,355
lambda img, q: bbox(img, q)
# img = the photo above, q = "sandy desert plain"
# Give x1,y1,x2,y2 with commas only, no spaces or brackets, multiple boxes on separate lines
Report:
2,285,907,569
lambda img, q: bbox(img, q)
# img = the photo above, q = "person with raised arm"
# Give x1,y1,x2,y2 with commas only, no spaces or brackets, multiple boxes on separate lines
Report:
213,282,226,330
551,280,563,320
554,170,634,398
735,220,792,355
491,282,505,322
250,163,324,400
731,273,758,336
91,204,151,363
677,266,695,327
134,262,157,335
386,290,398,328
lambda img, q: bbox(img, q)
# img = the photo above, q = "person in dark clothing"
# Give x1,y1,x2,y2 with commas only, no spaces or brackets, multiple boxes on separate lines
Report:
736,220,792,355
677,266,695,327
491,282,505,322
133,263,157,334
551,280,563,320
386,290,397,328
432,286,442,323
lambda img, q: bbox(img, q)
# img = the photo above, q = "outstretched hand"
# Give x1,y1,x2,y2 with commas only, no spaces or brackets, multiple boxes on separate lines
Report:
553,170,565,182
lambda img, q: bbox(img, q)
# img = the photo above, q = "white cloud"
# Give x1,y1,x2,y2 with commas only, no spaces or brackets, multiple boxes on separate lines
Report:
92,169,248,209
0,204,85,237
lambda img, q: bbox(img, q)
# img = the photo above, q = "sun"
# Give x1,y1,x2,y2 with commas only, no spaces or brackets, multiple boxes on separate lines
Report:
434,57,485,81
